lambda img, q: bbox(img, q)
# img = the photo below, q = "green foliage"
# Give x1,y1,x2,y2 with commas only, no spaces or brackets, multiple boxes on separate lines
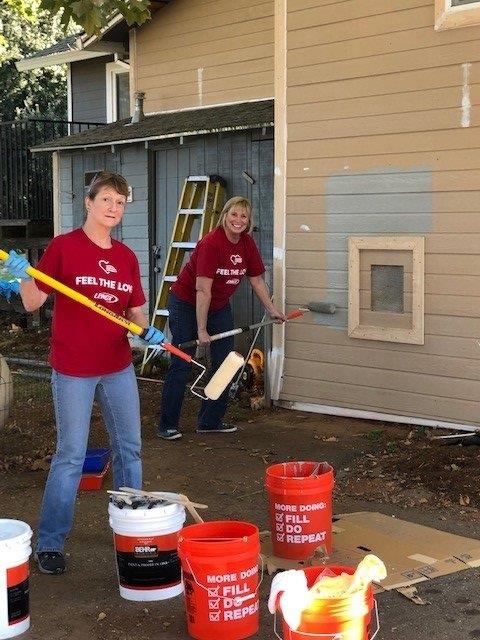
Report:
386,441,397,454
0,1,77,121
364,429,384,442
3,0,35,20
38,0,151,36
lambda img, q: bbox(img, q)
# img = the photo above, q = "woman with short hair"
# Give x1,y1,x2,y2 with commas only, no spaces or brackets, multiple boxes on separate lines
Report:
4,171,164,574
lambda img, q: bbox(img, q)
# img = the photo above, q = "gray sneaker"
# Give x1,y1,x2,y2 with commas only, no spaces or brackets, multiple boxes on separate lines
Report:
157,429,182,440
35,551,66,575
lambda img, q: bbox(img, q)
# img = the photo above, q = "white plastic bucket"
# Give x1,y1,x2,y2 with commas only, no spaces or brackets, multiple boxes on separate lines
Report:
0,520,32,640
108,495,186,601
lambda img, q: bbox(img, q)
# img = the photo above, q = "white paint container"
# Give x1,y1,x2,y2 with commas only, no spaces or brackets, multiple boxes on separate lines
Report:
108,495,186,601
0,520,32,640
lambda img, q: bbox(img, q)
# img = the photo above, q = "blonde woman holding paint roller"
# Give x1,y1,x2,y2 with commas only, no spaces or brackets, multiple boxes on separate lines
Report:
3,171,165,575
158,196,285,440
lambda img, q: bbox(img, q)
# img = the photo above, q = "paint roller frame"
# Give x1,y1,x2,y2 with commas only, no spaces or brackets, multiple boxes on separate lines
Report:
0,248,241,401
178,309,305,349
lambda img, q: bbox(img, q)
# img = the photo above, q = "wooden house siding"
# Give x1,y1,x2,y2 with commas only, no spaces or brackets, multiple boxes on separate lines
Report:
70,58,110,124
281,0,480,425
133,0,274,113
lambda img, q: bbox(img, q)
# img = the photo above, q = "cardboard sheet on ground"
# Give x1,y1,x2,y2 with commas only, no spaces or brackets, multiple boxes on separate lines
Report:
260,512,480,595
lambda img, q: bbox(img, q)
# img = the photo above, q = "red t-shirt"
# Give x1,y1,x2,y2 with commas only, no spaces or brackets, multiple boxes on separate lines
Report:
172,227,265,310
36,228,146,376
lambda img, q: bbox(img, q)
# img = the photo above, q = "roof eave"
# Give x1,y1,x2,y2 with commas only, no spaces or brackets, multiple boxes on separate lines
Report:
15,42,125,71
31,121,275,154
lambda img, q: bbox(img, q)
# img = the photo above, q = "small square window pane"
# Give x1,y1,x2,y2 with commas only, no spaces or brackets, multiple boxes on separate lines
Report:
371,265,404,313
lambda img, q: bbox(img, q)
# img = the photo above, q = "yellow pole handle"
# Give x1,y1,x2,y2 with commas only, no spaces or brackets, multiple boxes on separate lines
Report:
0,248,193,363
0,248,143,335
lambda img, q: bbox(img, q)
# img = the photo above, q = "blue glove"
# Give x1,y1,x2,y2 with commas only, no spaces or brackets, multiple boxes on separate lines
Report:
143,326,165,345
0,280,20,301
4,250,32,280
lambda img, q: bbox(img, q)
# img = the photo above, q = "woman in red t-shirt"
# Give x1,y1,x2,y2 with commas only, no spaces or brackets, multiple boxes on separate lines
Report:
4,172,164,575
158,196,285,440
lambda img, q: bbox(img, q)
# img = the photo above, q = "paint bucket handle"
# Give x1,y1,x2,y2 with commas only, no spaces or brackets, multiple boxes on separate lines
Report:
185,554,265,605
273,599,379,639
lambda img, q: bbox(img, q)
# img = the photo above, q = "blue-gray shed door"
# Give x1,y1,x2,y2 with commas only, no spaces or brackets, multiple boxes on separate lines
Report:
153,129,274,353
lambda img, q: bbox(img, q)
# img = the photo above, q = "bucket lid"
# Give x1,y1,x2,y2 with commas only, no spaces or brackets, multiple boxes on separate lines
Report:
0,519,32,548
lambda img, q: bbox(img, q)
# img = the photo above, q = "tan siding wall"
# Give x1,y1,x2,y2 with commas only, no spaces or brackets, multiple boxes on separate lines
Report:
282,0,480,425
133,0,274,113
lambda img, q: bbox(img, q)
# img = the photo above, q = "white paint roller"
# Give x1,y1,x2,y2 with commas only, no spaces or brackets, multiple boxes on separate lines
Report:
203,351,244,400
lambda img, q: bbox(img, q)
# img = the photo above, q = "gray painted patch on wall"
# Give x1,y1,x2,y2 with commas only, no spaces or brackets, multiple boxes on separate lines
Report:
322,168,432,329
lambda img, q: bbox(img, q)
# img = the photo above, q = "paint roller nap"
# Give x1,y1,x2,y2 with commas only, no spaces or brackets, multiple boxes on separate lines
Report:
303,301,336,315
203,352,244,400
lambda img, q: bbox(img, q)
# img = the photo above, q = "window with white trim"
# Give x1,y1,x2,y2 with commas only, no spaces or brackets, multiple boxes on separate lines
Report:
435,0,480,30
106,61,130,123
348,236,425,345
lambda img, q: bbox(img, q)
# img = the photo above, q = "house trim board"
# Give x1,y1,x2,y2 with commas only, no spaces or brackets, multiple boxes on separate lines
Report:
106,61,131,123
16,48,122,72
348,235,425,345
276,400,480,433
435,0,480,30
270,0,287,401
52,152,60,237
66,64,73,124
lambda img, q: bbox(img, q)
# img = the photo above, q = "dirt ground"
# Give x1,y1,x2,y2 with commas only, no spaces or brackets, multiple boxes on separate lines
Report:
1,315,480,640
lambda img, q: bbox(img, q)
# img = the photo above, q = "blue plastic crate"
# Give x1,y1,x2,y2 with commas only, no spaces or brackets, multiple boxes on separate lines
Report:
82,448,111,474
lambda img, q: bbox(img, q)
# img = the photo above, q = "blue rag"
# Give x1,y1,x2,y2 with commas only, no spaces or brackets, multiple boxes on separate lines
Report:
0,280,20,301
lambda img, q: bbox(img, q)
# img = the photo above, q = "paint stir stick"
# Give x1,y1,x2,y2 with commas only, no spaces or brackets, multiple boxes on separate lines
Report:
119,487,207,524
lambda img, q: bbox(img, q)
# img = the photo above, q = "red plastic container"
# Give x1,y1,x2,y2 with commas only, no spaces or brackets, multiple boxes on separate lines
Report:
265,461,334,560
178,520,260,640
79,460,110,491
281,565,375,640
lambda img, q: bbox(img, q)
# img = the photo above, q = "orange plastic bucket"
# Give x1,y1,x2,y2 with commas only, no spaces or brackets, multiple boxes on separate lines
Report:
177,521,261,640
265,461,334,560
280,566,375,640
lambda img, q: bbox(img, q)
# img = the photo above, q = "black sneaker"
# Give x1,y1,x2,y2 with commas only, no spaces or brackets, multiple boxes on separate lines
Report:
197,423,237,434
157,429,182,440
35,551,66,575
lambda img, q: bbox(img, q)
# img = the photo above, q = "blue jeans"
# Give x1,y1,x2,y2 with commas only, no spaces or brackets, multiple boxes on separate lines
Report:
158,293,234,433
37,364,142,553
